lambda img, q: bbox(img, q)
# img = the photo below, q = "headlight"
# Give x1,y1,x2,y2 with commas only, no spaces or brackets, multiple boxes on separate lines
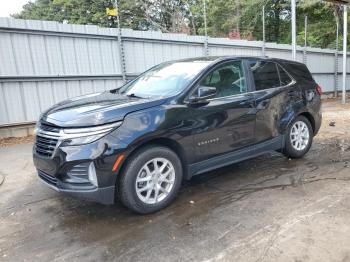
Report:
61,121,122,146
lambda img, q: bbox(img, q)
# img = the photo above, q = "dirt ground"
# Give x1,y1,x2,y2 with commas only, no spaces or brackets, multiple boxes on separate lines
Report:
0,136,34,147
1,99,350,262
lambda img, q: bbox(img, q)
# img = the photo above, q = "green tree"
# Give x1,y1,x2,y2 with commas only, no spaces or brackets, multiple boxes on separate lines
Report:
14,0,106,26
297,1,341,49
12,0,345,49
13,0,193,33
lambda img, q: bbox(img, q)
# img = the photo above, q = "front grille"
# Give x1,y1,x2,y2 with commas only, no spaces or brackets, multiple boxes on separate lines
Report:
35,123,61,158
38,170,58,186
35,135,59,157
40,123,60,133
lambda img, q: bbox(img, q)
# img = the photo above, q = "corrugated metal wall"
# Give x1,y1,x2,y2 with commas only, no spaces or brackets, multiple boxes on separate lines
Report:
0,17,346,137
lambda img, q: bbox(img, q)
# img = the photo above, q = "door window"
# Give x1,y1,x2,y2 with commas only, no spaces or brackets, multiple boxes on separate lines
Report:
249,60,280,91
200,60,247,98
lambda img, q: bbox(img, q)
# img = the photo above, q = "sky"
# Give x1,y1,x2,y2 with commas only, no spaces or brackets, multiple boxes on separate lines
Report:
0,0,30,17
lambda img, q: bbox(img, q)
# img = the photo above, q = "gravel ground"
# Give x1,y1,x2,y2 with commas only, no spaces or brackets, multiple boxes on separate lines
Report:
1,99,350,262
0,136,34,147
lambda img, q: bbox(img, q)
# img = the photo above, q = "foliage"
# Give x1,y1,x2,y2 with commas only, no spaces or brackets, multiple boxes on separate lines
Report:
12,0,346,49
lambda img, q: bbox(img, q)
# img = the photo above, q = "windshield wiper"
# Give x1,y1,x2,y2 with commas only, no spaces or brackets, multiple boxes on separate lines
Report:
126,93,143,99
110,89,120,94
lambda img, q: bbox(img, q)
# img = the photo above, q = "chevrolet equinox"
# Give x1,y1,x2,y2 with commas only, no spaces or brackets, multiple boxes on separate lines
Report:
33,56,322,214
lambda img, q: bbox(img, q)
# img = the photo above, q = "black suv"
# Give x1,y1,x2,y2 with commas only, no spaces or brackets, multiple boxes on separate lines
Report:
33,56,322,214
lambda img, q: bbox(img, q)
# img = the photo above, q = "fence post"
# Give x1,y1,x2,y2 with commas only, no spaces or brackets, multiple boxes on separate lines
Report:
291,0,297,61
342,5,347,104
115,0,127,83
203,0,209,56
335,16,339,98
303,16,307,64
262,5,266,57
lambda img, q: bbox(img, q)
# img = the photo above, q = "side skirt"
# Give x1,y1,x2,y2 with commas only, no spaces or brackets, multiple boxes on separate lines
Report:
187,135,284,179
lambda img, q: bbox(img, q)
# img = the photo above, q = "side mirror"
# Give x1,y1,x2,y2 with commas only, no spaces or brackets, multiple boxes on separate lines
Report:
189,86,217,104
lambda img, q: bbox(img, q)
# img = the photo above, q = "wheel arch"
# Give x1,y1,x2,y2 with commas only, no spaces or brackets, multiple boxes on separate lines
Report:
282,110,316,135
298,112,315,134
116,137,189,183
282,112,314,159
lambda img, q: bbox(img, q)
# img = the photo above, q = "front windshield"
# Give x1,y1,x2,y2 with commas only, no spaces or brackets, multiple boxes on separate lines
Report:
119,61,211,98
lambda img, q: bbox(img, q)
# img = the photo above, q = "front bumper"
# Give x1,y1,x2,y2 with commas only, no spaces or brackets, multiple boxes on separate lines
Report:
38,170,115,204
33,133,127,205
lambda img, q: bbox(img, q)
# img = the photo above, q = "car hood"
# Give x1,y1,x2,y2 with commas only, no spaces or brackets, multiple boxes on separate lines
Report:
41,91,166,127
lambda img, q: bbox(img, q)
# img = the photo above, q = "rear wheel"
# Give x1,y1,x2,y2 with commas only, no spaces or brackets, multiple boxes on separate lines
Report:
284,116,313,159
118,146,183,214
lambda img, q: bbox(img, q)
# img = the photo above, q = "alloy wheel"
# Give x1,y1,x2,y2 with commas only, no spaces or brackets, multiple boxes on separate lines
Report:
290,120,310,151
135,158,176,204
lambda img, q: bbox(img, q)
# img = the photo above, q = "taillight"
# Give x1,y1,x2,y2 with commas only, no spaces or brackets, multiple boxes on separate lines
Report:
316,84,322,96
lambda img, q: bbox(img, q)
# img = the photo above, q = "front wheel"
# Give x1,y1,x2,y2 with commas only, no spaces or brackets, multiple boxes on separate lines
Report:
284,116,313,159
118,146,183,214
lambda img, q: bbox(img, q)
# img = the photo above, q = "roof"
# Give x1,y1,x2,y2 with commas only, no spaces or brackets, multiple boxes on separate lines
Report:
172,56,305,66
176,56,268,63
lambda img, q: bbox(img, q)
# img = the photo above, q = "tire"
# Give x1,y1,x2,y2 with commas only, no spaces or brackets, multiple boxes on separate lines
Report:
118,145,183,214
284,115,313,159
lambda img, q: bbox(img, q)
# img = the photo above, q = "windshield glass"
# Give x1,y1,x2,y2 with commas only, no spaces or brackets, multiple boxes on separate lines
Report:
119,61,211,98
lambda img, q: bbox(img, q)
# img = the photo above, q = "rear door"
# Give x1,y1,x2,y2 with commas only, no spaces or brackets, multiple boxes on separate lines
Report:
188,59,256,162
248,59,296,143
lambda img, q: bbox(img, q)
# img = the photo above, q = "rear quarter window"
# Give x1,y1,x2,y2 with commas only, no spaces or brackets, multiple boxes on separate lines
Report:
249,60,280,90
283,62,314,82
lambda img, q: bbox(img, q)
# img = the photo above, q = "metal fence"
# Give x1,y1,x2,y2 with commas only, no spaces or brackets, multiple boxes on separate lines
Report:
0,17,348,137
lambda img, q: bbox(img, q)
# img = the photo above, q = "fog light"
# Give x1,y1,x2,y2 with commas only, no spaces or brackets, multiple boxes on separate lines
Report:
88,162,98,187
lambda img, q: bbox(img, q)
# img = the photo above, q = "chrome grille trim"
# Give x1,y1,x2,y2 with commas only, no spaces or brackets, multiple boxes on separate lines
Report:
35,124,61,158
34,121,122,158
36,131,60,138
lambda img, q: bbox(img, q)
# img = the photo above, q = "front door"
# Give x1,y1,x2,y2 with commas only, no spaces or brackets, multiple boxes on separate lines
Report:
188,60,256,162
